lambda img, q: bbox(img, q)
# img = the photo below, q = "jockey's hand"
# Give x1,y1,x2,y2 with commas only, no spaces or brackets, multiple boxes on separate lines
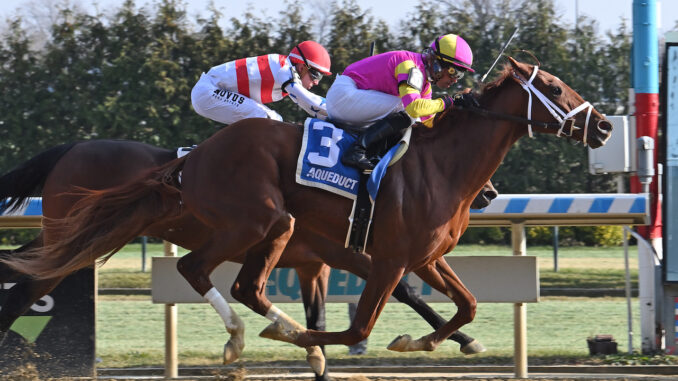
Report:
282,67,304,92
440,95,454,110
290,66,303,86
452,93,480,108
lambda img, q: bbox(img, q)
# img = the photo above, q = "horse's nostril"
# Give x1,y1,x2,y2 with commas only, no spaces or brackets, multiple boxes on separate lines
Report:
487,191,498,200
598,120,613,132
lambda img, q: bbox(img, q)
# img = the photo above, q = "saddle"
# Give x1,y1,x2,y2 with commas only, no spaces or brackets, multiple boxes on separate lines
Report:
330,119,406,167
296,118,411,253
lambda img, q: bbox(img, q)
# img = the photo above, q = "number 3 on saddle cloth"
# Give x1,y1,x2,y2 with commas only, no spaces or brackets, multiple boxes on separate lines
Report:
296,117,411,253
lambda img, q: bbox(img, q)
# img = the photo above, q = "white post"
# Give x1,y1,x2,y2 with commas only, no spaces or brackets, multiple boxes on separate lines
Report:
512,221,528,378
638,240,658,352
164,241,178,378
623,227,634,353
625,228,659,353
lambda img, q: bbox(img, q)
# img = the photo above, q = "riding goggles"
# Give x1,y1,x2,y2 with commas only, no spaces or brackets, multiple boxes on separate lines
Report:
307,66,323,81
447,65,464,80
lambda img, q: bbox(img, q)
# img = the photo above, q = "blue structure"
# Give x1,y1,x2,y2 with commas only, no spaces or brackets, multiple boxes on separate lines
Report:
0,198,42,216
469,193,648,226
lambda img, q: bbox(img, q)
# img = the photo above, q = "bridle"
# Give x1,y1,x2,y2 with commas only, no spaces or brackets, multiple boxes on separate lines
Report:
511,65,593,145
463,65,594,145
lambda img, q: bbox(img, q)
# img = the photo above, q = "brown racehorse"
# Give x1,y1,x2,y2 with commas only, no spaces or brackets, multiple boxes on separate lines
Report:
0,139,494,377
1,57,612,370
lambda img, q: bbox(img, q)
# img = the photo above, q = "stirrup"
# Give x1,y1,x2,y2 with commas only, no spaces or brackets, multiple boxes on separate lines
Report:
342,144,375,170
342,154,375,171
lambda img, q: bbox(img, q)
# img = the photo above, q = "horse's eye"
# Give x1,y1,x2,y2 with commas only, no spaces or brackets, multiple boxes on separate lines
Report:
551,86,562,96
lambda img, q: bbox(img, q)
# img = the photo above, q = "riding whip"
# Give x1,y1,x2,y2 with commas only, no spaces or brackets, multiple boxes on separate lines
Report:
480,27,519,83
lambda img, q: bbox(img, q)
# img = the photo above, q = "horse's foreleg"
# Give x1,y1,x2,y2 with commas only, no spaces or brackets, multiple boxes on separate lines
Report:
391,279,485,354
326,249,484,355
296,263,330,381
0,276,64,346
389,257,476,352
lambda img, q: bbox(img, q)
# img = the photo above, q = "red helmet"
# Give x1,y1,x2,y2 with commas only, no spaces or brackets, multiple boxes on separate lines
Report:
288,41,332,75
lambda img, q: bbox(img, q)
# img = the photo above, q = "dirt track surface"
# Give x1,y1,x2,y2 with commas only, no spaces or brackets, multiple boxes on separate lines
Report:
5,363,678,380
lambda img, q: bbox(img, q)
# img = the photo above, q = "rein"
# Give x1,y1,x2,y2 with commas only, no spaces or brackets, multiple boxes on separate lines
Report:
464,65,594,144
464,105,561,129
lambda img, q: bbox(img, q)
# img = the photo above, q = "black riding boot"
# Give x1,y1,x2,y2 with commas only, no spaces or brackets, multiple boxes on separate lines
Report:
341,111,412,170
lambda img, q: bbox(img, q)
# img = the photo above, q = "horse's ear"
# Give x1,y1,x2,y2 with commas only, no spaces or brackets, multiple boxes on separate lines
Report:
507,56,525,75
507,56,534,80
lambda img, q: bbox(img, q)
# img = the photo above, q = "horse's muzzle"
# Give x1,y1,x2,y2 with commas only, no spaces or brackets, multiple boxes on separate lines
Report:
471,189,498,210
589,119,613,149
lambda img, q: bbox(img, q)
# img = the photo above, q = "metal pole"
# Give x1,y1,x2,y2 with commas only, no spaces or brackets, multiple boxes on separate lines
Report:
141,236,148,272
553,226,559,272
632,0,660,239
623,227,634,353
512,221,528,378
164,241,178,378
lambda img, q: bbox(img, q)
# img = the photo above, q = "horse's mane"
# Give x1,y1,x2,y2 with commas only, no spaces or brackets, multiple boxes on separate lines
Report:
478,63,514,103
418,63,515,137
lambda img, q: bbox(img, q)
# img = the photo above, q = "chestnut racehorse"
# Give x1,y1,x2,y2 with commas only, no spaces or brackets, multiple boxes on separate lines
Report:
0,139,494,378
1,57,612,372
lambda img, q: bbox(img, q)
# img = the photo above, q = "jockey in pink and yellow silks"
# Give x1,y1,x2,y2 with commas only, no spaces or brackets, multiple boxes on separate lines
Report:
327,34,479,170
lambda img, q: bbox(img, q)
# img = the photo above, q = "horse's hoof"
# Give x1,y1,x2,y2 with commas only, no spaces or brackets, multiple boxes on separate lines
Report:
305,345,326,375
259,321,297,343
460,339,486,355
223,339,243,364
387,334,412,352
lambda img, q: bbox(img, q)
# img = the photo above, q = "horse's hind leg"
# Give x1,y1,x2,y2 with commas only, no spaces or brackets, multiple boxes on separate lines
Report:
297,263,329,333
263,257,406,350
230,215,324,375
296,263,330,381
176,230,267,364
0,276,64,346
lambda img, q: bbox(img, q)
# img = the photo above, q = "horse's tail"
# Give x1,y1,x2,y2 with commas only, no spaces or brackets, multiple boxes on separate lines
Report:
0,235,42,282
0,142,78,213
0,157,187,280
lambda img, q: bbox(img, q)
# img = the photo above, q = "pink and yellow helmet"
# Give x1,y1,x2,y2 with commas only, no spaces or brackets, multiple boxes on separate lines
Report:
430,34,474,73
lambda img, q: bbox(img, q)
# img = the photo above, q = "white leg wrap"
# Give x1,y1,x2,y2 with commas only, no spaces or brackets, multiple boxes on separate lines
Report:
265,305,304,331
204,287,236,330
265,305,283,322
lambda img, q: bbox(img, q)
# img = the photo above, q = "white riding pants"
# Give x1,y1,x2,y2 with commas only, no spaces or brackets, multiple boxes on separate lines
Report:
191,73,282,125
326,75,404,127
